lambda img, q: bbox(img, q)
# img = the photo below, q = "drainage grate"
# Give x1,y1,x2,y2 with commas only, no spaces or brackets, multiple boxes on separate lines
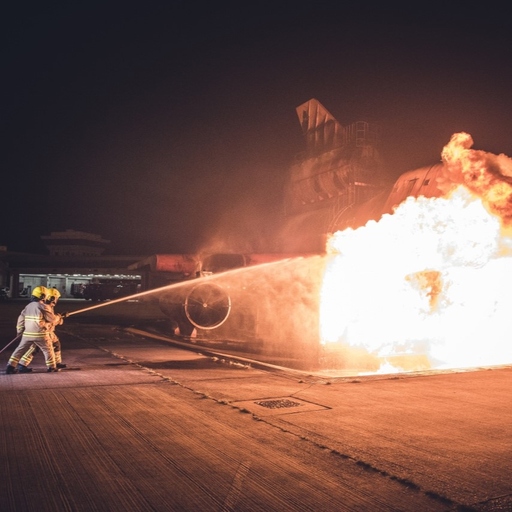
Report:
254,399,302,409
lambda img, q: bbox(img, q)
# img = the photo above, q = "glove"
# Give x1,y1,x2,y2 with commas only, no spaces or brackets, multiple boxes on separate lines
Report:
61,312,69,319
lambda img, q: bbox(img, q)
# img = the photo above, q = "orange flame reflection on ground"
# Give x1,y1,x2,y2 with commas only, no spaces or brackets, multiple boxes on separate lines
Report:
320,133,512,374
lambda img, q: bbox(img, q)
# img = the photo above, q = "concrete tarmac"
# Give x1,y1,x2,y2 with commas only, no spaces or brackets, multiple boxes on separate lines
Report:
0,299,511,511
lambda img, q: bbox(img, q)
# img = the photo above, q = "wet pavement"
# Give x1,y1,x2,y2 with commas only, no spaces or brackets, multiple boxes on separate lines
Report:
1,299,511,511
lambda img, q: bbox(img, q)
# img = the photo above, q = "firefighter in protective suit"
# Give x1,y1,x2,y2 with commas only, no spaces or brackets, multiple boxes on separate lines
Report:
45,288,66,368
5,286,60,373
17,287,67,372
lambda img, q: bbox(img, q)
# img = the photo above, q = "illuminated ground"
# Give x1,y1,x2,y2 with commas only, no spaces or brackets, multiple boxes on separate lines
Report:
0,299,510,511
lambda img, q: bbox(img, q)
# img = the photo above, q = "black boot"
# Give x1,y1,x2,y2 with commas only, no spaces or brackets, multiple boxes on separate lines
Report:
18,364,33,373
56,363,67,369
47,367,61,373
6,365,18,374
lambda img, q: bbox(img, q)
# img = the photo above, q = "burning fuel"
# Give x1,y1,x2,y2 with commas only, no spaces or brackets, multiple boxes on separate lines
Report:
320,133,512,374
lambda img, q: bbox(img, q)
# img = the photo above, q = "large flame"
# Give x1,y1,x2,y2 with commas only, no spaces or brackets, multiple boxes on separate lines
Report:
320,133,512,374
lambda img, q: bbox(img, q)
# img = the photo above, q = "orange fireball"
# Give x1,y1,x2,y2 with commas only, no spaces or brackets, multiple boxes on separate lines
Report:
320,133,512,375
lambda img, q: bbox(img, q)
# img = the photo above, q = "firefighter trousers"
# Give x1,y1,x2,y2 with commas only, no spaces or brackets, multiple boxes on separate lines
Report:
9,337,56,369
19,339,62,366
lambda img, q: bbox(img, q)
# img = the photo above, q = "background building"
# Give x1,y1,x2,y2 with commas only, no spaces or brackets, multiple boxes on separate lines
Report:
41,229,110,257
0,231,143,299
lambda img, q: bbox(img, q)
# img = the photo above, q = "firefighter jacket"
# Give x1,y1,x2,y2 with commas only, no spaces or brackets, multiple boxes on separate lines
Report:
16,301,57,341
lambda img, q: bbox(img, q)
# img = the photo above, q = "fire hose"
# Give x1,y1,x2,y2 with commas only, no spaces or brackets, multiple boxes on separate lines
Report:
0,334,21,354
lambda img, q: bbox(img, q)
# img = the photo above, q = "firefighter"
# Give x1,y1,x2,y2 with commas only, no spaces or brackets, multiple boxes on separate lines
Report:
44,287,67,369
17,287,67,372
5,286,60,374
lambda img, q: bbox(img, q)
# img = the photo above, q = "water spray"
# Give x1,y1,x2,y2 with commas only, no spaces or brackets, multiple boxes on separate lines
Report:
65,256,307,317
66,279,195,316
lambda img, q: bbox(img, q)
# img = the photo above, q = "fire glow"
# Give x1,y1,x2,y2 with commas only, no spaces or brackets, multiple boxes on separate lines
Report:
320,132,512,374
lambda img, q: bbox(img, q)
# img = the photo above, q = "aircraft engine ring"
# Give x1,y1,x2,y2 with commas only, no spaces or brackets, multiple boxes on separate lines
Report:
184,282,232,330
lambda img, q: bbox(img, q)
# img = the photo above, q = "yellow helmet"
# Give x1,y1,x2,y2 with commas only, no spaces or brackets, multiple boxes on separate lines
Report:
46,288,61,304
32,286,48,300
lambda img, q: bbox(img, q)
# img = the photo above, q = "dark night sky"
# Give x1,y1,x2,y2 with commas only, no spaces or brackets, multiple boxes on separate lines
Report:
3,2,512,255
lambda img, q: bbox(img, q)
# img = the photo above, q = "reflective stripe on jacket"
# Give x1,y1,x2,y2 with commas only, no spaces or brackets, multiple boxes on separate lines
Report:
16,301,56,340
